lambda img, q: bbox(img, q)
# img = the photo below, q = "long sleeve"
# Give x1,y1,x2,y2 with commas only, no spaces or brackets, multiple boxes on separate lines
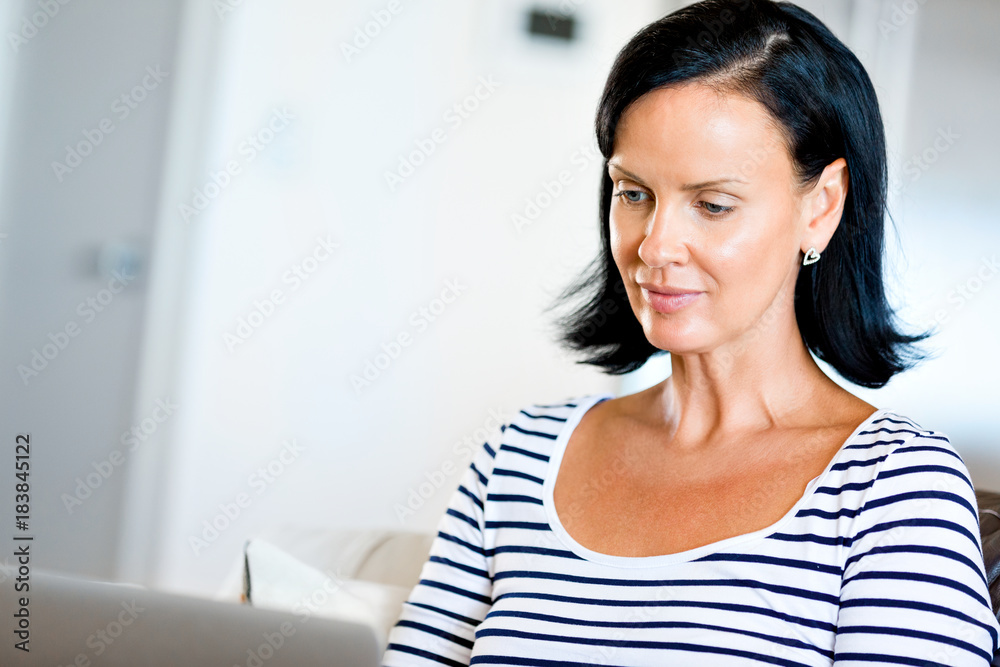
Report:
381,425,502,666
833,431,1000,665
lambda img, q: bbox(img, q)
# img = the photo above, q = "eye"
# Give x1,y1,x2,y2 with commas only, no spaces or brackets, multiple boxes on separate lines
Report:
698,201,735,217
614,190,650,206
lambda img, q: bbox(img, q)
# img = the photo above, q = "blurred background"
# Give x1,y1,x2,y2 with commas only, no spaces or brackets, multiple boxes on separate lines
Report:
0,0,996,598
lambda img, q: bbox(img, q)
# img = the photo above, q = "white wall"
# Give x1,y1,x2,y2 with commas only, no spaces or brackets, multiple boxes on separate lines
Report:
2,0,994,592
139,0,669,596
130,0,1000,597
867,0,1000,480
0,0,181,579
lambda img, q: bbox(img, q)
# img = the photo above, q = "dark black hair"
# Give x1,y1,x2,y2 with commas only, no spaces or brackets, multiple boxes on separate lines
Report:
545,0,930,388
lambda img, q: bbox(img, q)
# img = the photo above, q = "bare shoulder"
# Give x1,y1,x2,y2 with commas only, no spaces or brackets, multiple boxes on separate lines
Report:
580,389,643,430
821,391,880,431
571,388,657,454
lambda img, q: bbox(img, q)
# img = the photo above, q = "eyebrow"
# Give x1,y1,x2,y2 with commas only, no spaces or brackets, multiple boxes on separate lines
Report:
608,161,748,190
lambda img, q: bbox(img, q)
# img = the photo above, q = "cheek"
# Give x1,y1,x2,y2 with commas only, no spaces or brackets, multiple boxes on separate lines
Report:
609,205,647,240
710,207,796,297
608,214,633,268
709,230,759,271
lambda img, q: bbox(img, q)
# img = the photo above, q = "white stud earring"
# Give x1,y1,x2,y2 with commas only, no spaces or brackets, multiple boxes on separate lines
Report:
802,247,821,266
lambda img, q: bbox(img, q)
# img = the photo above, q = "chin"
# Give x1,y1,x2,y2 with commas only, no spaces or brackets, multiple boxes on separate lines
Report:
639,313,708,354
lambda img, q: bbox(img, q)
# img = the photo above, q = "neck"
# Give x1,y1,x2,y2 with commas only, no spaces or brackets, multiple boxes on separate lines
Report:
645,298,844,449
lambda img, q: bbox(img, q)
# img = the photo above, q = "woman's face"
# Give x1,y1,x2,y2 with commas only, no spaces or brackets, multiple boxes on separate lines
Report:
608,81,824,356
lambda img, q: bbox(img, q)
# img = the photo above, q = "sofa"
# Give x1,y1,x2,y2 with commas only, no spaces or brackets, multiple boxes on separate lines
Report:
975,489,1000,667
226,491,1000,661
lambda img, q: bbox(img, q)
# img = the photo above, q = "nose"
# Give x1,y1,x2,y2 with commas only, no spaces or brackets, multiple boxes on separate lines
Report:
637,203,689,268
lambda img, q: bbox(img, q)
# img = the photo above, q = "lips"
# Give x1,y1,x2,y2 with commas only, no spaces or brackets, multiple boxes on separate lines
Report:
638,283,701,296
638,283,703,314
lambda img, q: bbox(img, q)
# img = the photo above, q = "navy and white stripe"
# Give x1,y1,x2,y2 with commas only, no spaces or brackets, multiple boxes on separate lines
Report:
383,393,1000,666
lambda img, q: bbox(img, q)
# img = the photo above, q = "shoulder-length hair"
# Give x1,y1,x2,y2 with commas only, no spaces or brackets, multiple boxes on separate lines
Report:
545,0,930,389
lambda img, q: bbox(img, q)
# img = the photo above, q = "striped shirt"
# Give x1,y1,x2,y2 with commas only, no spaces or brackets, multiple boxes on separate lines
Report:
382,393,1000,666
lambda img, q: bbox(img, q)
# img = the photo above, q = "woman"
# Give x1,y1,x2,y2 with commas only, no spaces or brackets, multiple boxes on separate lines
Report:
383,0,1000,664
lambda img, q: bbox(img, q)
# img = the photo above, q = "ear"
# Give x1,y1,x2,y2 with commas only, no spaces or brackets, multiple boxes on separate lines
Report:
801,157,849,254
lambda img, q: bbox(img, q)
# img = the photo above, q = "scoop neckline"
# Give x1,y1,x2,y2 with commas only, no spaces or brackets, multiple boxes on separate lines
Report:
541,393,889,569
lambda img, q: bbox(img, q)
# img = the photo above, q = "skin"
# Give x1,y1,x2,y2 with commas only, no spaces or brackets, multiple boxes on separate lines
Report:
553,81,878,556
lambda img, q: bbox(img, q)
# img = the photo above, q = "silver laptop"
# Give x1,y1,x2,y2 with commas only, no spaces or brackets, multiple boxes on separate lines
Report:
0,566,381,666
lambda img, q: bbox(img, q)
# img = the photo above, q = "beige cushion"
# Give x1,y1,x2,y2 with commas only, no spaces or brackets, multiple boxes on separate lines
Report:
214,527,435,651
242,538,413,648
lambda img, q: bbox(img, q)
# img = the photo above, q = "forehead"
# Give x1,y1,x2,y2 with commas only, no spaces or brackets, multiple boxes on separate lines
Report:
611,82,790,181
